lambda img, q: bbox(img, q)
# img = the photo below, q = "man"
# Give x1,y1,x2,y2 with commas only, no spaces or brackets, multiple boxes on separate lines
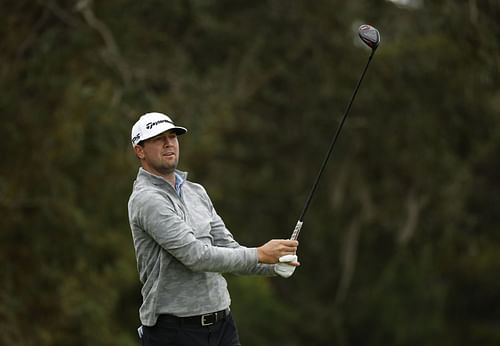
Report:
128,112,299,346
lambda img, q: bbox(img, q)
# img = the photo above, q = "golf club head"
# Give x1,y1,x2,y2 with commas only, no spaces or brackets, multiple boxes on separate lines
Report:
358,24,380,51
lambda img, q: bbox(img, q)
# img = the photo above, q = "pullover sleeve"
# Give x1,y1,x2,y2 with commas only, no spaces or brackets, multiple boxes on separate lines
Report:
136,193,259,274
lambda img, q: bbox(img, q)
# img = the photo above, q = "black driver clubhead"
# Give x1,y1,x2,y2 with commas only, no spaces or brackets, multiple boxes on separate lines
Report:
358,24,380,51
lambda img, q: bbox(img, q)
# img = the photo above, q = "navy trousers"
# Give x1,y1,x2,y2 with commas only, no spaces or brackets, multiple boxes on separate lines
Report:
140,312,241,346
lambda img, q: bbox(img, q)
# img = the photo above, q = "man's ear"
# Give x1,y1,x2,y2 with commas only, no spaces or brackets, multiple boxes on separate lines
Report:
134,145,145,160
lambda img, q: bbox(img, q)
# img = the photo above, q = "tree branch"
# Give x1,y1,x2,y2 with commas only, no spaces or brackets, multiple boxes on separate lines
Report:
75,0,132,87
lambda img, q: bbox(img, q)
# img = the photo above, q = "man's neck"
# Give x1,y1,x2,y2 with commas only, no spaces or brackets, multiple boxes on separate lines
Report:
164,173,176,187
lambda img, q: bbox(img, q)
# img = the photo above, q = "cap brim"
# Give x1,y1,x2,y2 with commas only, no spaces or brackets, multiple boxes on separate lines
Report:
172,127,188,135
135,126,187,145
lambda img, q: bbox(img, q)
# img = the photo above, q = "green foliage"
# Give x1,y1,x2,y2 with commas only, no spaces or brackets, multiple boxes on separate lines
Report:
1,0,499,345
227,276,300,345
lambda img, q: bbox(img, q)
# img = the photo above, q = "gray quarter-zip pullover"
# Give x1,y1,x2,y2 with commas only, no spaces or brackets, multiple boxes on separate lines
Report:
128,168,274,326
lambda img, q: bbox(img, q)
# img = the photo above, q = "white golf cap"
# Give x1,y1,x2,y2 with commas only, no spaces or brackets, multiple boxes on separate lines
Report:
131,112,187,146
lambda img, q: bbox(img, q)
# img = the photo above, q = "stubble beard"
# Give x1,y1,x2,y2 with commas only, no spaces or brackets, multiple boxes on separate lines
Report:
157,157,178,176
144,154,178,178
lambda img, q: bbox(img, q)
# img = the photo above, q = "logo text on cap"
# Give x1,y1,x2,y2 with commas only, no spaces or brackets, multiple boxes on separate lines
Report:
146,119,173,130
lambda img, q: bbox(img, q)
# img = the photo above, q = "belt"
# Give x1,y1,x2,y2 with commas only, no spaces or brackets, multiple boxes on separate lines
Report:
159,309,229,327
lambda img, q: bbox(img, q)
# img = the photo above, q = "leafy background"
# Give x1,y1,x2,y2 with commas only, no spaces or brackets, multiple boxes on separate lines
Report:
1,0,499,345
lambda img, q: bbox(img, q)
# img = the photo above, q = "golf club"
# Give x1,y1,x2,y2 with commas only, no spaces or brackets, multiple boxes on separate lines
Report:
290,24,380,241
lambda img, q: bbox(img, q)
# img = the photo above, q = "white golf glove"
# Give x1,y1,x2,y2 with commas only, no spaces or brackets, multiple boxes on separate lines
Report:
274,254,298,278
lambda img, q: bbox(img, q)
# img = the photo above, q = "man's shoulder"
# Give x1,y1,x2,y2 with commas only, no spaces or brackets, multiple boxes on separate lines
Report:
129,178,171,206
183,180,209,196
183,179,204,189
128,186,157,211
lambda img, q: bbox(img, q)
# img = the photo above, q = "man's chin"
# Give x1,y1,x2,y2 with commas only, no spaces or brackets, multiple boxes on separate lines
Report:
148,164,177,177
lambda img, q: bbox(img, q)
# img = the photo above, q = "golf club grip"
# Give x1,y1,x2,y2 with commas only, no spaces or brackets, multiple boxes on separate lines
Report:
290,220,303,240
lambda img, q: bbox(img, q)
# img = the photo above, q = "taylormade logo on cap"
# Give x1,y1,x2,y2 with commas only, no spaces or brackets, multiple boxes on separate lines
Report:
131,112,187,146
146,119,172,130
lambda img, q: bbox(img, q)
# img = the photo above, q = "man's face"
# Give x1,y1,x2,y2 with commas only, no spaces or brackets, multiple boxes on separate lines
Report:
135,130,180,177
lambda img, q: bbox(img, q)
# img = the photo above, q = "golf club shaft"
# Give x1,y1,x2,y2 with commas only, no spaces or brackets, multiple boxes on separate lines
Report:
290,50,375,241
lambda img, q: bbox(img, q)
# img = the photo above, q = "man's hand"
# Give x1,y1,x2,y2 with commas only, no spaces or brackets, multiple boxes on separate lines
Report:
274,255,300,278
257,239,298,264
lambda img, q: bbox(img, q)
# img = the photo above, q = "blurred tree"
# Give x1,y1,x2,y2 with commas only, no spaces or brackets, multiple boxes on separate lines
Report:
0,0,499,345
